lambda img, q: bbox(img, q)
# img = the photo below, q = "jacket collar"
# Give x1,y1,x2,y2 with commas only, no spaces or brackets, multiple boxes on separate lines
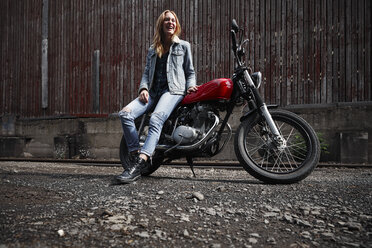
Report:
172,35,180,43
149,36,180,57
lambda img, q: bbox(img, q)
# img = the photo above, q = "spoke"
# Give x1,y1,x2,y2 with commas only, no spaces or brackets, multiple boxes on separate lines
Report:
252,125,270,144
282,147,298,169
288,142,307,151
284,126,296,141
275,120,297,144
289,152,307,161
256,151,267,169
261,149,271,170
279,150,293,171
271,148,279,171
274,120,285,136
276,151,289,172
276,122,286,134
288,138,308,159
245,139,266,154
245,126,271,156
278,122,307,165
287,140,306,148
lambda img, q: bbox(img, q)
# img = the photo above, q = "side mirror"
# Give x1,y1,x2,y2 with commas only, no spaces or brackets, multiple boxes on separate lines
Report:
232,19,239,32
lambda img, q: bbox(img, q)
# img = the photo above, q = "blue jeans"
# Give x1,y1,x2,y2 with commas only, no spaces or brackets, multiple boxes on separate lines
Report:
118,92,184,157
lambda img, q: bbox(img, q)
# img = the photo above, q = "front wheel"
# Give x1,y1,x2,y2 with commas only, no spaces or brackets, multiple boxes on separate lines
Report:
234,109,320,184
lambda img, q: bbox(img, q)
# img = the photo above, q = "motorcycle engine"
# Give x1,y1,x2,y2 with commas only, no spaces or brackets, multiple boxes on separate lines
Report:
170,103,214,145
172,125,199,144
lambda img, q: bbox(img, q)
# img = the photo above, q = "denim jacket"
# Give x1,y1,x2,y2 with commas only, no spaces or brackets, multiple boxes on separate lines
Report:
138,37,196,96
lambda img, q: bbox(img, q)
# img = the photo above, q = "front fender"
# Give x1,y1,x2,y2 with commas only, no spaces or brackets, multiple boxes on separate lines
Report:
239,104,278,122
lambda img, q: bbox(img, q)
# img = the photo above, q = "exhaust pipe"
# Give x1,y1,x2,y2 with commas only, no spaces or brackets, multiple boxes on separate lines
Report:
140,113,220,152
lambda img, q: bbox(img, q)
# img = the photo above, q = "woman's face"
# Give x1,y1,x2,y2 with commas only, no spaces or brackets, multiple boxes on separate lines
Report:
162,12,177,37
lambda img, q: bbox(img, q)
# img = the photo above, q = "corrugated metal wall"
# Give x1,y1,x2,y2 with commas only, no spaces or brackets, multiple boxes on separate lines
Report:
1,0,371,118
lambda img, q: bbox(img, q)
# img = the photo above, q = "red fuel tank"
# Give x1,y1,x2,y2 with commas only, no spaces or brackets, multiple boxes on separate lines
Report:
181,78,233,105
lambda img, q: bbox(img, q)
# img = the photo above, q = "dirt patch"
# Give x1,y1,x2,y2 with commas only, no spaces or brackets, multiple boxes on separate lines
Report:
0,183,67,208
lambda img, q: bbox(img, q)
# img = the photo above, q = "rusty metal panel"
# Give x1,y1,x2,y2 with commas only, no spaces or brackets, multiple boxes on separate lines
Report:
0,0,371,118
0,0,43,117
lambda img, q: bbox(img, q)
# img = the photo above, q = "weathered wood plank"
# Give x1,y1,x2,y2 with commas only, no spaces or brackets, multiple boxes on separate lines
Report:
365,0,371,101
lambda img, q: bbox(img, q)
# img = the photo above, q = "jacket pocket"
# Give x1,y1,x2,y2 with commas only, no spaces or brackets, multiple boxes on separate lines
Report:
171,48,185,70
171,47,185,56
172,47,185,62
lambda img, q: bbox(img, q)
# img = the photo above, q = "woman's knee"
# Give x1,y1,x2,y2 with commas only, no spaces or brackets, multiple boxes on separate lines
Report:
119,107,133,120
149,111,166,128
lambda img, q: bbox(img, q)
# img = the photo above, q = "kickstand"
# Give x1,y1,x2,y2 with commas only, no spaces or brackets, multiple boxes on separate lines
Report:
186,156,196,177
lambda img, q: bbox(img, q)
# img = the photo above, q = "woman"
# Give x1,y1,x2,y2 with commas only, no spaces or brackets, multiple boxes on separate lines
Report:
116,10,197,183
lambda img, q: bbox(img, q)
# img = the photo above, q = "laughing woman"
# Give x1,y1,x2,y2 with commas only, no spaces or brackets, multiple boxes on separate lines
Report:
116,10,197,183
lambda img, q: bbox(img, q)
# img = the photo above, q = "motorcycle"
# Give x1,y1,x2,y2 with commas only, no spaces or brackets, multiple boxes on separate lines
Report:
119,19,320,184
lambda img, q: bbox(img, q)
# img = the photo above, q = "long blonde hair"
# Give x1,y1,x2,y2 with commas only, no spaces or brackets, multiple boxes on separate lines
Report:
153,10,181,58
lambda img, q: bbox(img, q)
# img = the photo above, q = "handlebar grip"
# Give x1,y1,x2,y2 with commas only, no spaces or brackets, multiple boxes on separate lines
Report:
231,19,239,53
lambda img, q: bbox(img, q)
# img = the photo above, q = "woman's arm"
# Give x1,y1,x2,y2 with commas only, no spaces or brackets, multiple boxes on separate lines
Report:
183,42,196,90
138,48,153,95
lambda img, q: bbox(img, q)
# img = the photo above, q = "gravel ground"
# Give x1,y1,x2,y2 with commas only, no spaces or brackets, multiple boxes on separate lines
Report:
0,161,371,248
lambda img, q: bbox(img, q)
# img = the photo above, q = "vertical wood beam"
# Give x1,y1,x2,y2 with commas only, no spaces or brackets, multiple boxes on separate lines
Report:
41,0,48,109
92,50,100,113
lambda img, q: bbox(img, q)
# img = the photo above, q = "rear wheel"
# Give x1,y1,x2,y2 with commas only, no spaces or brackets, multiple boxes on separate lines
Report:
234,109,320,183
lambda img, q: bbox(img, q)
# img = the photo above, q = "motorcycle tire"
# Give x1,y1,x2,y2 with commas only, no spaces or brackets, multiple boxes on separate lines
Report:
119,117,163,176
234,109,320,184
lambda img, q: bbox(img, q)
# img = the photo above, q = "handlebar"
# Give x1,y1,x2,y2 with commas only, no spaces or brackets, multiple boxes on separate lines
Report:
231,30,237,53
231,19,242,65
230,19,255,88
231,19,239,57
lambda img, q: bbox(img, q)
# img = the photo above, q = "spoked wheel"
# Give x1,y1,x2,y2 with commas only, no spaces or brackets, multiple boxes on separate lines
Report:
119,116,163,176
235,109,320,184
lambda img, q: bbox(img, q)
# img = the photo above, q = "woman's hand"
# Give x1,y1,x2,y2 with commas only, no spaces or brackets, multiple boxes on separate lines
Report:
187,86,198,94
139,89,149,103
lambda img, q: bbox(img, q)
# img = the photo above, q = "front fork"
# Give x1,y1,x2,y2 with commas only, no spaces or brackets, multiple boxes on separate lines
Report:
249,86,286,150
236,68,286,150
259,104,286,150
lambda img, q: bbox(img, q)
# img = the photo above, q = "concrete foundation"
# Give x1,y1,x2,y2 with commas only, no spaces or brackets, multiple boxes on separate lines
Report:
1,102,371,164
285,102,372,164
